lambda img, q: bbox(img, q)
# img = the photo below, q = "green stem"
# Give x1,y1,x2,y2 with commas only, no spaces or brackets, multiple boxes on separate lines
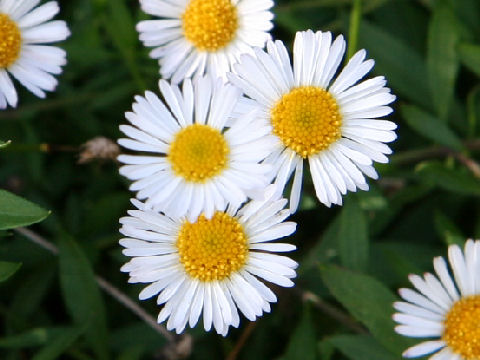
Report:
347,0,362,59
3,143,78,153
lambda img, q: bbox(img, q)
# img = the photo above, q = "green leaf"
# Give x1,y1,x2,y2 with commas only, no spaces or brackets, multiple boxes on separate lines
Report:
0,140,11,149
104,0,145,91
459,43,480,78
0,261,22,282
401,105,463,150
416,161,480,196
59,234,109,360
453,0,480,36
434,211,463,242
329,335,398,360
110,323,167,354
301,215,341,272
281,305,317,360
359,21,431,110
427,2,460,120
320,264,413,356
8,265,55,321
33,326,85,360
0,328,50,348
0,190,50,230
338,197,369,271
318,339,335,360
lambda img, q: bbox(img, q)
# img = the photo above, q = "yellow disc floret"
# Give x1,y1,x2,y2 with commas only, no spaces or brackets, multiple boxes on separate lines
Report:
176,212,248,282
271,86,342,158
443,295,480,359
0,13,21,68
168,124,229,183
182,0,238,52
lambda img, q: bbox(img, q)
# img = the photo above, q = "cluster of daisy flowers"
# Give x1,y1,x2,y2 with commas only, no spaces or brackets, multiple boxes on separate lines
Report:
118,0,398,336
13,0,476,355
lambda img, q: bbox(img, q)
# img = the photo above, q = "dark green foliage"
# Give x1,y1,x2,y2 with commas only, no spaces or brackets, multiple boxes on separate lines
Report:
2,0,480,359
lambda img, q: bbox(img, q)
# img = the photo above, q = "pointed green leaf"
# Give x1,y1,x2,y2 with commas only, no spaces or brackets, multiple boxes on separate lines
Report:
359,21,431,110
427,2,460,120
329,335,398,360
33,326,85,360
320,264,413,356
0,261,22,282
459,43,480,78
0,190,50,230
281,305,317,360
59,234,109,360
0,328,50,348
338,197,369,271
104,0,145,91
416,161,480,196
0,140,11,149
401,105,463,150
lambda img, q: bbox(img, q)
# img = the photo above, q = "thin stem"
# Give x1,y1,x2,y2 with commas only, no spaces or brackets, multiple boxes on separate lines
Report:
95,276,176,342
300,289,367,334
347,0,362,59
392,140,480,163
15,227,59,254
225,322,257,360
14,227,178,344
4,143,79,153
391,140,480,179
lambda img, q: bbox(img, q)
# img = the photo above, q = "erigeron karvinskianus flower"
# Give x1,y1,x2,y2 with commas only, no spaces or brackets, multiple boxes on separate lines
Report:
137,0,273,83
393,239,480,360
0,0,70,108
229,30,397,213
119,190,297,335
118,75,275,221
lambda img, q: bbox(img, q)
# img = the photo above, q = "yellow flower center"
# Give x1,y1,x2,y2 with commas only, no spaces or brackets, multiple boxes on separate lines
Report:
271,86,342,158
168,124,229,183
0,13,21,68
176,212,248,282
182,0,238,52
443,295,480,360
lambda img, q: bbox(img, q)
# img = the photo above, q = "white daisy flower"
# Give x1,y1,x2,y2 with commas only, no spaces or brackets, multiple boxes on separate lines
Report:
0,0,70,108
229,30,397,213
118,75,275,221
137,0,274,83
119,190,297,335
393,239,480,360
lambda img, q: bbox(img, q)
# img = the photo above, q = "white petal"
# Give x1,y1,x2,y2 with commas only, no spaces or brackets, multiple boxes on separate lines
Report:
402,341,445,358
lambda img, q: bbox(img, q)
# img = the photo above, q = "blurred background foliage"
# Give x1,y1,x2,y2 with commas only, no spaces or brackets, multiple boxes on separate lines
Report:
1,0,480,358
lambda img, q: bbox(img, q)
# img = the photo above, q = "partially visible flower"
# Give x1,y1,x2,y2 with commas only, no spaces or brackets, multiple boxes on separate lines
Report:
137,0,273,83
118,76,275,221
393,239,480,360
229,30,397,213
0,0,70,108
119,189,297,335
